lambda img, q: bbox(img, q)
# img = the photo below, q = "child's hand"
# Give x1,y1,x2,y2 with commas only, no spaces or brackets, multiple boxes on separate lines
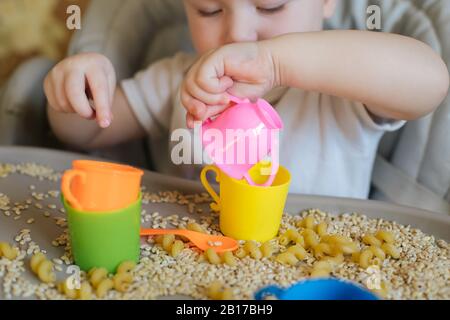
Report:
181,42,279,128
44,53,116,128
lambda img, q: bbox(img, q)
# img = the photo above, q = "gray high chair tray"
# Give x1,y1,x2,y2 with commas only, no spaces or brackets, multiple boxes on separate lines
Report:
0,146,448,300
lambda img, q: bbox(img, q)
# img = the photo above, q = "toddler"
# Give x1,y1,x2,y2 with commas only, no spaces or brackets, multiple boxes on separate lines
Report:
44,0,449,198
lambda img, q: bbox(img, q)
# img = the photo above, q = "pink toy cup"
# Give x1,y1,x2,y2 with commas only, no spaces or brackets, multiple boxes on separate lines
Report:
201,96,283,187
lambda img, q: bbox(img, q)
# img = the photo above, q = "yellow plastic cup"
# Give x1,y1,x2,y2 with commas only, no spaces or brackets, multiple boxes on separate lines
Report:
200,164,291,242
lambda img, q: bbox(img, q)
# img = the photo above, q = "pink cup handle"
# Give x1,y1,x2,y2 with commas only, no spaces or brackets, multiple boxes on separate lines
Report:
252,99,283,130
244,157,279,187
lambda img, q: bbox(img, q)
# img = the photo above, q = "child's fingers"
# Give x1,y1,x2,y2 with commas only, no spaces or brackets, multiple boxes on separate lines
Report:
218,76,234,91
196,59,234,94
43,76,61,112
180,90,208,121
186,113,195,129
50,70,72,113
64,70,94,119
196,72,234,94
204,104,230,120
102,62,116,108
182,66,228,107
184,79,229,106
227,82,266,102
189,98,208,121
86,69,112,128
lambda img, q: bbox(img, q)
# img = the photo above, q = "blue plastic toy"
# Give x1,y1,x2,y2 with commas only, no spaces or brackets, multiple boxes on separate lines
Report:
254,278,379,300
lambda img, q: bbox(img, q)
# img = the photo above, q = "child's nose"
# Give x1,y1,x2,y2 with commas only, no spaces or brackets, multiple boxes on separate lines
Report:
225,15,258,43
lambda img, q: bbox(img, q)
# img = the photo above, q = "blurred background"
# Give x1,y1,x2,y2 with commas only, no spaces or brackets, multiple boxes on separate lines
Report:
0,0,89,86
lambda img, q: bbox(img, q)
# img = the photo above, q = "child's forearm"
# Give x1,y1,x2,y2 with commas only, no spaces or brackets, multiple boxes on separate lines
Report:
47,105,102,151
265,30,449,120
47,87,145,150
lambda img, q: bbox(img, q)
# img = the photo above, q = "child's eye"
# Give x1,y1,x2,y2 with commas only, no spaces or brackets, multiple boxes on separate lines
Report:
257,4,285,14
198,9,222,17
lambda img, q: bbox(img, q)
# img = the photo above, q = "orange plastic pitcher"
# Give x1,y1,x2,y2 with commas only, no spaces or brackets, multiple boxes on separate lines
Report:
61,160,143,211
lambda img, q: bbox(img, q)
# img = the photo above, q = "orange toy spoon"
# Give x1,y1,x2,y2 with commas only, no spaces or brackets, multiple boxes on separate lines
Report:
140,228,239,253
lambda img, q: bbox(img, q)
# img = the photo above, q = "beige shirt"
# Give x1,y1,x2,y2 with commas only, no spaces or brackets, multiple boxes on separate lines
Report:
121,52,405,199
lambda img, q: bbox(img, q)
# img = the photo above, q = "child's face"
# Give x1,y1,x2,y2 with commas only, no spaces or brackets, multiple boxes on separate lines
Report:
183,0,337,54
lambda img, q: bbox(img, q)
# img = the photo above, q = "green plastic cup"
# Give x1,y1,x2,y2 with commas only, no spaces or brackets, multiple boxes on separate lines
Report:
62,194,141,273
